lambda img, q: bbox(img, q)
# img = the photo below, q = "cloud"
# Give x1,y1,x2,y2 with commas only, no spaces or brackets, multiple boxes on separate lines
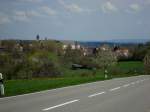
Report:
41,6,57,16
128,4,142,13
0,12,11,24
13,10,41,22
18,0,43,3
101,1,118,13
0,7,56,24
28,10,42,17
66,4,83,13
13,11,29,22
58,0,90,13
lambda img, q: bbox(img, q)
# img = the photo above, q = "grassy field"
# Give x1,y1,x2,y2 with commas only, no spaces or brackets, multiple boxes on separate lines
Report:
4,61,144,97
112,61,144,77
118,61,144,70
5,76,106,96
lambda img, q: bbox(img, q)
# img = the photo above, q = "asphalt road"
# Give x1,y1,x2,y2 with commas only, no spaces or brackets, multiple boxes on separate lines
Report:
0,75,150,112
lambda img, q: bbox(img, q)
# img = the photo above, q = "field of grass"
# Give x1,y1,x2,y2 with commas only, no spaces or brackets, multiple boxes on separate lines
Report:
4,61,144,97
108,61,144,78
118,61,144,70
5,76,106,96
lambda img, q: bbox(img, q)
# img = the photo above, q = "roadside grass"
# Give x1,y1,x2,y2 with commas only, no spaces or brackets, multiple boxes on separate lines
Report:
118,61,144,70
5,75,106,97
110,61,144,78
4,61,144,97
118,61,144,75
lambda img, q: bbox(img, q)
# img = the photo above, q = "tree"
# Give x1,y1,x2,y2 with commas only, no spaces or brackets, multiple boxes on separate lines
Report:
1,40,17,52
29,51,61,78
131,43,150,61
63,45,83,66
93,49,118,78
144,51,150,74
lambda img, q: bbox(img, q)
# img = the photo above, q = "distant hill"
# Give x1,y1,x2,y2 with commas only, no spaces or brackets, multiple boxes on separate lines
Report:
79,39,150,48
107,39,150,44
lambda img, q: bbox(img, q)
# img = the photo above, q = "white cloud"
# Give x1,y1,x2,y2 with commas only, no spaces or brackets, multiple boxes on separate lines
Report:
68,4,82,13
101,1,118,13
13,10,41,22
128,4,142,13
0,13,11,24
41,6,57,16
18,0,43,3
65,4,83,13
28,10,42,17
13,11,29,22
58,0,90,13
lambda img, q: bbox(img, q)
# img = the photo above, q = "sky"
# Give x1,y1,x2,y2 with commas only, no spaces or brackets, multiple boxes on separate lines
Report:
0,0,150,41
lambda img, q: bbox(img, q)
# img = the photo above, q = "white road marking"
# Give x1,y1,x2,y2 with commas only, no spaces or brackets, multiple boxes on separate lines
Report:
140,80,144,82
135,81,140,83
42,77,150,111
42,99,79,111
109,87,121,91
123,84,130,87
131,82,135,85
88,91,106,98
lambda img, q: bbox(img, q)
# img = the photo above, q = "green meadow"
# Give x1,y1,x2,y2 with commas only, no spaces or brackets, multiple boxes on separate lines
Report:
4,61,144,97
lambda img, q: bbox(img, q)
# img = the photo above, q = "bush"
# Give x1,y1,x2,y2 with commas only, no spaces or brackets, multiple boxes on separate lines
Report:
29,51,62,78
0,49,63,80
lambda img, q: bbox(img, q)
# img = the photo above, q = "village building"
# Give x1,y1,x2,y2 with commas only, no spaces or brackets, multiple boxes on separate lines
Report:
99,44,110,51
114,46,131,59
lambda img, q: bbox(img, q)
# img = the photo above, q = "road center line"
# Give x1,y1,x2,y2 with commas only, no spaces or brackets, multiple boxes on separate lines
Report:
123,84,130,87
140,80,144,82
109,87,121,91
88,91,106,98
131,82,135,85
135,81,140,83
42,99,79,111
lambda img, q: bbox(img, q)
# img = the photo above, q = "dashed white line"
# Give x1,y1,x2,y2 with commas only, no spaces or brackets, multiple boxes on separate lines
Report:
143,79,147,81
42,78,150,111
135,81,140,83
88,91,106,98
140,80,144,82
123,84,130,87
109,87,121,91
42,99,79,111
131,82,135,85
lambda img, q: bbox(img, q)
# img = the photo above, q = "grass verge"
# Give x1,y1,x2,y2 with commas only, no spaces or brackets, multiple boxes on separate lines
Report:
5,75,106,97
3,61,144,97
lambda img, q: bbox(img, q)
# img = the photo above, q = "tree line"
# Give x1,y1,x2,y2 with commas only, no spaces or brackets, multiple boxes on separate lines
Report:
0,40,150,80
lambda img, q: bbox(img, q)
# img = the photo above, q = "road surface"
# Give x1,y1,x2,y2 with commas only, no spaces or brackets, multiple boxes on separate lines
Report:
0,75,150,112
